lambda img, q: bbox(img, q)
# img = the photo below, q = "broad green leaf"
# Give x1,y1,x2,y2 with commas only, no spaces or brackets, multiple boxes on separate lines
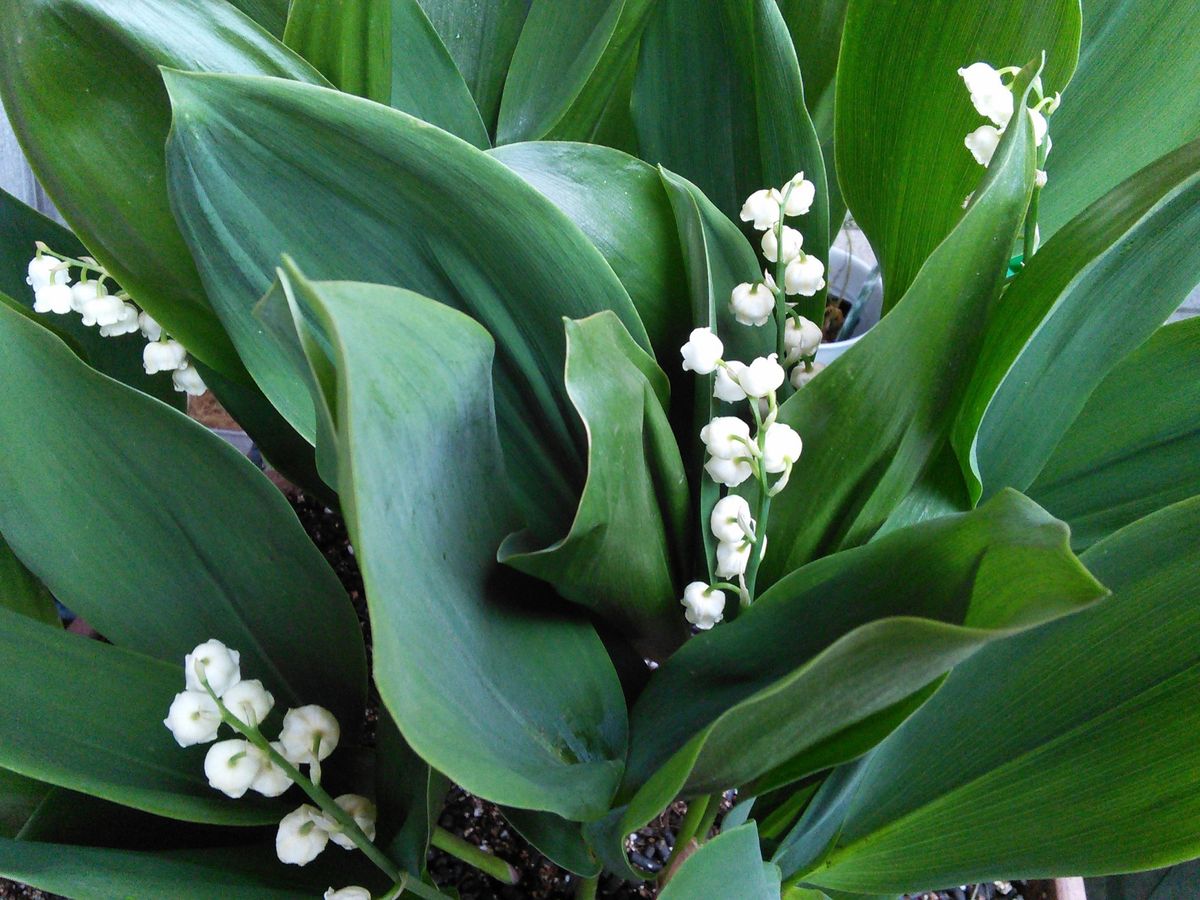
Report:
0,535,58,627
375,712,446,876
226,0,290,36
1029,318,1200,551
777,0,846,137
416,0,530,133
279,268,628,822
0,188,182,408
284,0,490,147
1039,0,1200,239
503,808,601,877
633,0,829,324
500,312,689,652
164,70,651,544
763,66,1039,579
0,303,367,725
618,492,1101,829
0,770,49,839
0,0,326,377
1086,858,1200,900
835,0,1079,311
496,0,656,146
958,138,1200,501
660,824,781,900
796,497,1200,892
0,607,277,825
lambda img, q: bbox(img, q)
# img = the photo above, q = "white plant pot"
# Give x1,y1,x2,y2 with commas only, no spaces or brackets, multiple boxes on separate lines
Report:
814,246,883,365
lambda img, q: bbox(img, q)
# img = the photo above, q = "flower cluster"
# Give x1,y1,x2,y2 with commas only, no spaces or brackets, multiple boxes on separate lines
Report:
164,639,377,869
958,62,1059,186
26,245,206,396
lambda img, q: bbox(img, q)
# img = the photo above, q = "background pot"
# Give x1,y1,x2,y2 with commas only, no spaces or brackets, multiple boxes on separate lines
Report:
815,244,883,364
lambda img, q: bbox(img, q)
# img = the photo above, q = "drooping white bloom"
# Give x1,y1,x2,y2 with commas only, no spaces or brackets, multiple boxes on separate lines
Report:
730,281,775,327
204,739,263,799
163,689,222,747
185,639,241,696
33,283,73,315
704,455,754,488
26,255,64,291
680,327,724,375
715,539,753,579
700,416,753,460
138,310,163,342
784,255,826,297
681,582,726,630
761,225,804,264
325,888,372,900
172,363,208,397
329,794,377,850
762,423,803,474
783,316,823,363
79,292,126,328
739,188,784,231
738,354,785,399
957,63,1013,127
790,361,825,389
713,361,748,403
222,679,275,728
710,495,754,543
143,339,188,375
99,301,141,337
70,279,103,313
965,124,1003,166
276,804,331,866
781,172,817,216
1035,169,1048,188
279,705,341,765
250,741,295,798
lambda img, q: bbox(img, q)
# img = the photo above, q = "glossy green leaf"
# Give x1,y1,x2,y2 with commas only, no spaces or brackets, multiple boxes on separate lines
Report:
1086,858,1200,900
0,0,326,377
164,70,651,544
0,303,367,725
500,312,688,652
416,0,530,133
763,67,1039,579
835,0,1079,311
226,0,290,36
1039,0,1200,239
633,0,829,324
0,535,58,627
660,823,781,900
279,268,628,822
496,0,656,145
796,497,1200,892
958,138,1200,501
0,189,182,408
1029,318,1200,551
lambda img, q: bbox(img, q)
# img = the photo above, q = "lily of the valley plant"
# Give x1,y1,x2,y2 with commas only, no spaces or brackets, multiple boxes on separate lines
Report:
0,1,1197,898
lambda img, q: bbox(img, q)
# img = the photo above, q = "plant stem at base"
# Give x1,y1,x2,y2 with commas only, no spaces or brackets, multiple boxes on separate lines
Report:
431,826,520,885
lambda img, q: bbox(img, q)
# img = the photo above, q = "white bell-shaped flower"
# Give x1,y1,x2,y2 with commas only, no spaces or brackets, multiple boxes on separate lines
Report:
325,888,372,900
222,679,275,728
680,327,724,375
781,173,816,216
79,293,126,328
279,705,341,765
715,539,753,578
965,125,1002,167
700,416,752,460
172,363,208,397
784,316,822,363
185,639,241,696
276,804,331,866
762,423,803,474
26,255,64,291
1028,107,1048,147
713,361,748,403
739,188,783,231
710,495,754,543
99,301,141,337
704,455,754,488
138,310,163,342
761,225,804,264
163,689,222,747
730,282,775,327
70,279,103,313
33,283,73,315
250,741,295,798
738,354,785,399
790,361,825,389
204,739,263,799
957,63,1014,127
784,255,826,297
329,794,377,850
681,582,726,630
143,339,188,375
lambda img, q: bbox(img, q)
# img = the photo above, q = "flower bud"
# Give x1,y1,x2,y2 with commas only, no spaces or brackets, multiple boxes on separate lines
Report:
33,283,73,315
250,741,295,798
185,639,242,696
325,888,372,900
279,705,341,764
710,495,753,543
784,316,823,363
762,423,803,474
738,354,785,399
715,539,753,578
204,739,263,799
761,225,804,264
713,361,747,403
1028,107,1048,148
784,255,826,297
172,363,208,396
163,689,222,747
222,679,275,728
329,794,377,850
739,188,783,231
704,455,754,488
143,339,188,375
700,416,752,460
680,327,724,375
730,282,775,327
681,582,725,630
781,173,816,216
276,805,331,866
964,125,1002,167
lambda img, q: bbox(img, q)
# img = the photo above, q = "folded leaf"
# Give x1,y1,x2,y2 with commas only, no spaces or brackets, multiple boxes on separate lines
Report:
503,808,602,877
0,769,49,839
0,535,58,627
0,0,326,377
793,496,1200,892
1029,318,1200,551
659,823,781,900
0,303,367,725
278,267,628,821
835,0,1079,310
